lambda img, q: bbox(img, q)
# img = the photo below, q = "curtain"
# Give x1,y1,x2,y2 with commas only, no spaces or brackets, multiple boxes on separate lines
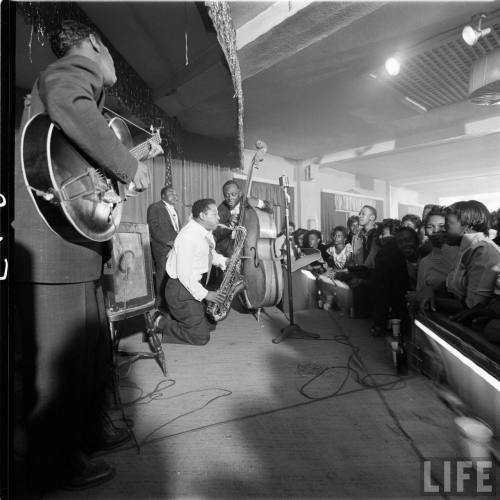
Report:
171,158,233,225
321,192,337,242
121,155,166,224
249,181,294,232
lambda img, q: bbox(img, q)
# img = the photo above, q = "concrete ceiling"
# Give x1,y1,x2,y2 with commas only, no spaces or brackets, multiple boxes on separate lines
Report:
14,1,500,198
233,1,500,197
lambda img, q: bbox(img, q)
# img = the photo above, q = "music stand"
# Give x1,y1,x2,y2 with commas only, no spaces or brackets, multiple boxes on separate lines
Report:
273,176,320,344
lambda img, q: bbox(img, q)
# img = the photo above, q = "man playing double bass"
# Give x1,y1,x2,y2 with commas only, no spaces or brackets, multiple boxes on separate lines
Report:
214,179,273,258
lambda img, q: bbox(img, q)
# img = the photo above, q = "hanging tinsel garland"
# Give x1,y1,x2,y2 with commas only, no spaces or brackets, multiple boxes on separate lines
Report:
16,1,181,186
205,1,244,169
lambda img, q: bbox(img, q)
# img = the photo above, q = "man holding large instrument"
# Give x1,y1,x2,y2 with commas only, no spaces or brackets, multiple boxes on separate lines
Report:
13,20,152,493
214,179,271,258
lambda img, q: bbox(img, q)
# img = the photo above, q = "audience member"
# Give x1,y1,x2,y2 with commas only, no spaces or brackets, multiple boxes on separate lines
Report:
416,206,458,292
326,226,353,271
401,213,422,232
305,229,327,275
319,226,353,311
491,208,500,246
418,200,500,313
346,215,360,244
371,227,418,336
293,228,309,250
352,205,378,266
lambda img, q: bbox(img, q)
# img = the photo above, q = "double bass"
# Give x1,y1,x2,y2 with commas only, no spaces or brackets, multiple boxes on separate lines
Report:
239,141,283,309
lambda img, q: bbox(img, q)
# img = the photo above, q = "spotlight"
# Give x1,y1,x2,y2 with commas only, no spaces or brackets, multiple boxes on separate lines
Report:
385,57,400,76
462,14,491,46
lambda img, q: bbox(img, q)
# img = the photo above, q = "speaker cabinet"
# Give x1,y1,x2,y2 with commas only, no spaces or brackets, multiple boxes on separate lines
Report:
102,222,156,321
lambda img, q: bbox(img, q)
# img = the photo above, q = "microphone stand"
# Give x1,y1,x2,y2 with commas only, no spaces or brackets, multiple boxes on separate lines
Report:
273,175,320,343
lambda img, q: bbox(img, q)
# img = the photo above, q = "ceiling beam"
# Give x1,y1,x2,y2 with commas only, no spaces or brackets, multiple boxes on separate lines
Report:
237,2,385,80
236,1,314,50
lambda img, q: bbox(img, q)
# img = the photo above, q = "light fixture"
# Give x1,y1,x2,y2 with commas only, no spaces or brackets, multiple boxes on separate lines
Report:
462,13,491,46
384,57,400,76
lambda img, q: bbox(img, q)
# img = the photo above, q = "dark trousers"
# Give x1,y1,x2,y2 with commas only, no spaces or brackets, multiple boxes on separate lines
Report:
162,278,211,345
14,280,110,489
153,252,168,308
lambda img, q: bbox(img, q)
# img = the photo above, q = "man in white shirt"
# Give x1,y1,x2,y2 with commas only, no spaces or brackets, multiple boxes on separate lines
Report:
147,186,180,308
155,199,227,345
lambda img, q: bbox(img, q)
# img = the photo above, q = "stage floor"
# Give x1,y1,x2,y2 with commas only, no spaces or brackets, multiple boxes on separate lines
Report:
43,306,498,499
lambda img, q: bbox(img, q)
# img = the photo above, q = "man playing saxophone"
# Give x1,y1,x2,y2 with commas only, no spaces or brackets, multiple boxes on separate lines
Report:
154,199,228,345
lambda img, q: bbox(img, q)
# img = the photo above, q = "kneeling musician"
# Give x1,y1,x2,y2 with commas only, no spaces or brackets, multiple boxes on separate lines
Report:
154,199,228,345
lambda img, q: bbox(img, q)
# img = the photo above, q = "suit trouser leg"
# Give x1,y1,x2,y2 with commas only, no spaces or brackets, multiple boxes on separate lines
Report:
162,279,211,345
15,281,109,489
154,254,168,308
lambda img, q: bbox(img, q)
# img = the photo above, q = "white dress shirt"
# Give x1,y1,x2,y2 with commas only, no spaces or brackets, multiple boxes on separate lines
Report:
166,219,226,301
162,200,179,232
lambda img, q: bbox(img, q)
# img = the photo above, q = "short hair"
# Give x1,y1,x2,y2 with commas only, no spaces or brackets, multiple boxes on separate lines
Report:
401,213,422,230
160,185,174,197
446,200,491,235
361,205,377,220
222,180,241,192
347,215,359,229
422,204,439,219
307,229,322,242
192,198,216,219
424,206,447,225
50,20,100,58
293,228,309,246
378,218,401,237
395,226,419,245
331,226,348,239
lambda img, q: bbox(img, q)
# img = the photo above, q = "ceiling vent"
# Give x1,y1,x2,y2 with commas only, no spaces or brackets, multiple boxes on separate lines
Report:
469,47,500,105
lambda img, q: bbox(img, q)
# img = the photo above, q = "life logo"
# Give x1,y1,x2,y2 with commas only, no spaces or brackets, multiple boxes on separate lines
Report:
421,458,496,496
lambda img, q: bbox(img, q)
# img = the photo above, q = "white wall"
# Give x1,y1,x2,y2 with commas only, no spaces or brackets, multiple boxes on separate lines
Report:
236,148,433,228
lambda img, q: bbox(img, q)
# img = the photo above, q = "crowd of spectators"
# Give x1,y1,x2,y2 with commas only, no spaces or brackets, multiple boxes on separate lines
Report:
287,200,500,344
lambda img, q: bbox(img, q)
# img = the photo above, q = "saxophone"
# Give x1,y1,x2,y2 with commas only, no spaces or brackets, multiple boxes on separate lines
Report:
206,225,247,321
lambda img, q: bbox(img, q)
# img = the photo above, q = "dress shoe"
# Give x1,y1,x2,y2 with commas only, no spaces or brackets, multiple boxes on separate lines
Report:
62,456,115,490
84,413,131,453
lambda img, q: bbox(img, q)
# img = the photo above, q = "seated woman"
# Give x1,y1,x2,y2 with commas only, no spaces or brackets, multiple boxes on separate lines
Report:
304,229,328,275
416,206,459,293
293,228,309,257
319,226,353,311
418,200,500,315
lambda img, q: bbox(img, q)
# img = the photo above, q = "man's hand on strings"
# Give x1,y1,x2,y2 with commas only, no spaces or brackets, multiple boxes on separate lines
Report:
146,140,164,160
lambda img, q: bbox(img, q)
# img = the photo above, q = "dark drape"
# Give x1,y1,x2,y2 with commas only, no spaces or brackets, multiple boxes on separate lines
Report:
249,181,294,232
171,158,233,225
121,155,167,224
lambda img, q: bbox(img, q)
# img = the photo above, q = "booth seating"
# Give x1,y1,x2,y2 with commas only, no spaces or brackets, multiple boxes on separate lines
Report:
413,312,500,434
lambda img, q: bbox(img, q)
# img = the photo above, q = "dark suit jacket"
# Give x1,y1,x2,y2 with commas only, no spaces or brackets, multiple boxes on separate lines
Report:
214,201,243,258
147,201,179,265
14,54,138,284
